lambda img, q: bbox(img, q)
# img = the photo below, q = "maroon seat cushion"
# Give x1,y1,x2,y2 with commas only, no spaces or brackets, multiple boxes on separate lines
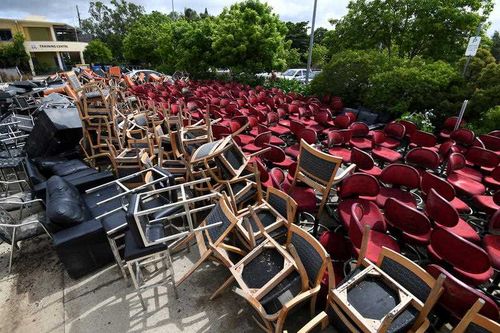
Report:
380,137,400,149
284,144,300,159
328,147,352,163
450,197,471,214
440,218,481,244
453,167,483,183
483,235,500,270
353,230,400,263
473,195,500,215
372,147,402,163
350,137,372,150
447,173,485,196
338,199,386,232
376,187,417,208
359,165,382,178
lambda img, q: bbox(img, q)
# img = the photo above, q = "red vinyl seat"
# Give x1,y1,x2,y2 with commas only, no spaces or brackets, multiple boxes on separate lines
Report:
371,130,402,165
439,116,462,140
326,130,352,163
379,122,406,149
375,164,419,208
242,131,271,153
350,147,382,177
420,171,471,214
397,120,417,140
405,147,440,174
483,210,500,270
450,128,475,154
284,128,317,159
427,227,493,286
472,191,500,215
408,130,437,150
484,166,500,190
349,122,372,150
446,153,486,197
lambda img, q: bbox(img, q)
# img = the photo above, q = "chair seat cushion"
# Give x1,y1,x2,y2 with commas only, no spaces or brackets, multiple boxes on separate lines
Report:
484,175,500,189
284,144,300,159
380,137,401,149
328,147,352,163
236,134,254,146
372,147,402,163
101,209,127,236
453,167,483,183
269,125,290,136
0,191,33,211
362,231,401,263
248,210,277,231
350,137,371,150
447,173,486,196
359,165,382,178
450,197,471,214
124,225,169,261
270,136,286,146
242,143,263,153
50,160,90,177
472,195,499,215
338,199,386,232
273,158,295,170
285,185,316,213
376,188,417,209
260,270,302,315
439,218,481,244
483,235,500,269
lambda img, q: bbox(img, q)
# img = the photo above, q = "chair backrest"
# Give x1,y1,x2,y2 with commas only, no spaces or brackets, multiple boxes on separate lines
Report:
426,264,499,322
425,188,459,227
478,134,500,152
384,122,405,140
489,209,500,234
450,128,475,147
410,130,437,148
267,186,297,223
204,197,239,246
446,153,467,174
298,128,317,144
327,129,352,147
253,131,272,147
429,228,491,275
288,224,328,287
443,116,461,131
348,203,365,249
351,147,375,170
377,247,436,303
452,300,500,333
350,122,369,137
260,144,286,163
398,120,417,138
465,146,499,169
290,119,305,136
339,173,380,199
379,163,420,189
126,194,148,248
406,147,441,171
334,114,351,129
420,171,456,200
384,198,432,240
295,139,342,188
212,124,232,140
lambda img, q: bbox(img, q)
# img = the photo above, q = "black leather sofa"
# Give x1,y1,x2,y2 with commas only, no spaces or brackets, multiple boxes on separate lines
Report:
25,157,114,199
43,166,179,279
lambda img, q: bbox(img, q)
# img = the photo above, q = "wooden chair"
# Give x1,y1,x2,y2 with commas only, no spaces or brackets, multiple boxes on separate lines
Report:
213,223,330,333
175,195,245,286
329,245,445,333
292,139,356,217
452,299,500,333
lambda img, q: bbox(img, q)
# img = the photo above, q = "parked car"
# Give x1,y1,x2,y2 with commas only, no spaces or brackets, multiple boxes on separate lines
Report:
279,68,321,83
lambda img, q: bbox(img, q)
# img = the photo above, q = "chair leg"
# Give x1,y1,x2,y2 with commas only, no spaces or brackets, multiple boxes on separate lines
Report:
165,250,178,299
108,236,128,284
209,275,235,300
8,228,16,273
176,250,212,287
127,261,146,310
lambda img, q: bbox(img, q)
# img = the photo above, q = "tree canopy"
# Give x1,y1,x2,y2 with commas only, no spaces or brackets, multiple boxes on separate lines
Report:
211,0,288,73
0,33,30,71
83,40,113,64
82,0,144,61
492,31,500,62
325,0,494,62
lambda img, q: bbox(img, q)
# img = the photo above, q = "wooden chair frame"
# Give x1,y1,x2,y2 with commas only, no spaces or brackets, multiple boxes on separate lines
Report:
452,299,500,333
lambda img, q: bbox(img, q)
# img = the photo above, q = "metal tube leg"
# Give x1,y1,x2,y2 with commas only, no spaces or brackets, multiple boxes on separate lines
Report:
127,261,146,310
108,236,128,283
166,250,178,299
8,228,16,273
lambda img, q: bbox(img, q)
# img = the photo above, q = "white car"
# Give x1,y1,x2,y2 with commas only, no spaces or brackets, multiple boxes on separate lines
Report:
279,68,320,83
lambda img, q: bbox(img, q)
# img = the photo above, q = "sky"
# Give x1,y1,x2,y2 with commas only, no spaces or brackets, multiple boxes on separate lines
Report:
0,0,499,35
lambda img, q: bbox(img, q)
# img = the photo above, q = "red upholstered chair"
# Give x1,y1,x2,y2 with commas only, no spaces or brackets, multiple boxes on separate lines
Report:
478,134,500,155
350,147,382,177
284,128,317,159
426,264,499,323
450,128,475,154
384,198,432,246
446,153,486,197
349,204,400,263
375,164,419,208
465,146,499,175
379,122,406,149
484,165,500,190
212,124,232,140
266,111,291,136
437,140,460,163
251,124,286,146
260,144,295,170
326,130,352,163
408,130,438,150
398,120,417,140
337,173,386,232
333,114,352,129
420,171,471,214
405,147,441,174
242,131,271,153
439,116,462,140
472,191,500,216
426,227,493,286
371,130,403,165
425,189,480,244
349,122,372,150
482,210,500,271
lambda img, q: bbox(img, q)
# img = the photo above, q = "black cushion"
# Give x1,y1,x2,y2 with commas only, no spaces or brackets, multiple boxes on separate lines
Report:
33,156,68,173
45,176,90,231
101,209,127,236
25,158,46,185
124,225,169,261
357,110,379,125
50,159,90,176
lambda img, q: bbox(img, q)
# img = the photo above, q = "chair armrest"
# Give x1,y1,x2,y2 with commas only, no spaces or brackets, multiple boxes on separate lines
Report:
0,219,43,228
276,287,320,331
297,311,329,333
333,163,356,183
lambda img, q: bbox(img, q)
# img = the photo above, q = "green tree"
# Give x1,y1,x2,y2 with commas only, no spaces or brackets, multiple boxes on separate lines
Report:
285,48,303,68
83,40,113,64
492,31,500,62
212,0,288,74
183,8,200,21
313,27,328,45
123,11,170,65
81,0,144,60
326,0,494,61
469,62,500,117
310,44,329,68
0,33,30,71
310,49,404,105
363,60,462,117
285,21,309,54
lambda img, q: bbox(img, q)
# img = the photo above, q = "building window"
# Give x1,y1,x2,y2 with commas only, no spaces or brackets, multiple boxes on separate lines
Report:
0,29,13,41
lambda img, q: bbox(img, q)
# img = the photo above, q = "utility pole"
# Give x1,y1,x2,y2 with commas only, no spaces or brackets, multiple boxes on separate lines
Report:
76,5,82,28
171,0,175,15
305,0,318,84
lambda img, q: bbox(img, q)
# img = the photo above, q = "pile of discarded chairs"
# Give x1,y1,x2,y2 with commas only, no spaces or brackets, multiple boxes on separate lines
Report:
0,70,498,333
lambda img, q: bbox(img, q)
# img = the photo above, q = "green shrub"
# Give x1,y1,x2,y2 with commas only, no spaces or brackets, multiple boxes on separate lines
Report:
264,78,310,94
469,106,500,134
400,111,436,133
310,49,403,106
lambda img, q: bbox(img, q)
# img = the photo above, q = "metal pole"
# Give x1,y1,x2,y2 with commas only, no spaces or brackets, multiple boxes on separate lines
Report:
171,0,175,14
454,100,468,131
305,0,318,84
462,24,482,77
